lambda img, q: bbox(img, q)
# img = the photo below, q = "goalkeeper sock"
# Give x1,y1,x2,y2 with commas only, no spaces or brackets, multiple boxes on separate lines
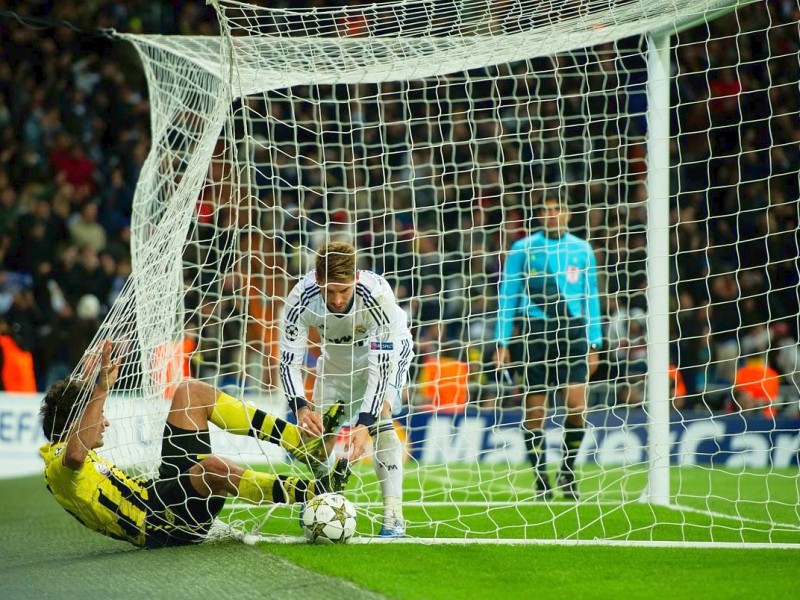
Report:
237,469,312,504
522,428,545,473
372,420,403,517
561,425,585,477
210,392,312,457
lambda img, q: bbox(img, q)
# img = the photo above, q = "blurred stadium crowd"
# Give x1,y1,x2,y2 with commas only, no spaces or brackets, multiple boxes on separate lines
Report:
0,1,798,415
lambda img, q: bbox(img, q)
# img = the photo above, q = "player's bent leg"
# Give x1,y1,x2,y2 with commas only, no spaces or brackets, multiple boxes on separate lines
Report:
189,455,242,497
293,401,346,474
145,454,229,548
168,380,216,431
204,384,329,466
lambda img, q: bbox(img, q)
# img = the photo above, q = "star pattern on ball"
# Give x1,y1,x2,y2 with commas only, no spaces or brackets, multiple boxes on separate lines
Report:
310,520,328,540
331,501,348,526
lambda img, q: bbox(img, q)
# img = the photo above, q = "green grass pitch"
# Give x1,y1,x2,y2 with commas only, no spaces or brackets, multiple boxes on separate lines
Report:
1,464,798,599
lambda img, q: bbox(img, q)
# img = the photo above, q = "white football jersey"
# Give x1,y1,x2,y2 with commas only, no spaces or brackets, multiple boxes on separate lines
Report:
279,270,413,423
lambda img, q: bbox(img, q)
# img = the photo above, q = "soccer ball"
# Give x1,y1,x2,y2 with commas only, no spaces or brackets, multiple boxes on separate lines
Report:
301,492,357,544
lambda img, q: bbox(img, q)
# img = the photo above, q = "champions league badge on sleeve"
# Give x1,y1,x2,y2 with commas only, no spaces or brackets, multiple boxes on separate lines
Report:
370,341,394,351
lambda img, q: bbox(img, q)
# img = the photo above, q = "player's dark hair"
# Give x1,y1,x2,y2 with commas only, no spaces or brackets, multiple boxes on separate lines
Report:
40,379,85,442
316,241,356,282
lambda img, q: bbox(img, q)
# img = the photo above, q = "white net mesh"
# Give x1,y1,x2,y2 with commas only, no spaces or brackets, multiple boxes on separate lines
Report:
75,0,800,545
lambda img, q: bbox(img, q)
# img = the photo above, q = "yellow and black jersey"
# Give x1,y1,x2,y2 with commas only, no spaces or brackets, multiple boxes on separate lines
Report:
40,442,151,547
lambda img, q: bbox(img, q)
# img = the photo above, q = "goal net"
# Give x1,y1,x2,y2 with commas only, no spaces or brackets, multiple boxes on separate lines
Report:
84,0,800,546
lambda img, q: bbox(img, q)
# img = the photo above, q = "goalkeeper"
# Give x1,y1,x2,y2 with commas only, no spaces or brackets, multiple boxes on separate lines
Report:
39,340,349,548
279,241,413,537
494,189,602,500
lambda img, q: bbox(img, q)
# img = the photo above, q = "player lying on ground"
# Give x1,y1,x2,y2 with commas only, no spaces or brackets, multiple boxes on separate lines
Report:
39,340,350,548
280,241,414,537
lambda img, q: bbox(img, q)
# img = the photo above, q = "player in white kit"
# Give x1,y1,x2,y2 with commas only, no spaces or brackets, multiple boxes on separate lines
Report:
279,241,413,537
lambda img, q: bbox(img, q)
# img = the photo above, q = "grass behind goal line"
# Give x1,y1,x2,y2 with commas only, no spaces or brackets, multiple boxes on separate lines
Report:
1,469,798,600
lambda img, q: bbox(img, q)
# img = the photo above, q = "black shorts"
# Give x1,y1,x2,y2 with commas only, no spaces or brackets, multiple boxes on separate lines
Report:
143,424,226,548
508,317,589,394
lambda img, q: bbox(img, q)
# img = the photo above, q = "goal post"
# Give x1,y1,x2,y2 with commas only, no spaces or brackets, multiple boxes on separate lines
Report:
85,0,800,546
644,30,671,506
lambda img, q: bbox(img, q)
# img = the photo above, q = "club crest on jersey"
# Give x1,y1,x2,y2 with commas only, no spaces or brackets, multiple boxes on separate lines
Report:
355,324,367,334
370,341,394,351
566,265,580,283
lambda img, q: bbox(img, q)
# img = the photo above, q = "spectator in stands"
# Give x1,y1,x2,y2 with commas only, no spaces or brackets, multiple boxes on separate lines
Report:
772,321,800,395
0,185,21,232
708,273,741,384
732,358,781,418
6,198,67,273
614,308,648,406
49,132,97,194
0,315,36,392
69,202,107,252
669,364,688,412
417,342,472,413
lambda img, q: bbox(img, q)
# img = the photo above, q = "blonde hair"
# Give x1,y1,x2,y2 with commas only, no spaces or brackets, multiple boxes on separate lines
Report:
316,241,356,282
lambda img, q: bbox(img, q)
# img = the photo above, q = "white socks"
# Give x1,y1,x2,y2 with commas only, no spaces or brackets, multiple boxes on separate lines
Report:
372,421,404,520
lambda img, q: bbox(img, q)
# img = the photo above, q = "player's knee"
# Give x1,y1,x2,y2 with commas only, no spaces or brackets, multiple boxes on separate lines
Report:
565,400,586,416
171,381,192,407
526,393,547,409
172,380,213,410
197,456,238,495
199,455,229,476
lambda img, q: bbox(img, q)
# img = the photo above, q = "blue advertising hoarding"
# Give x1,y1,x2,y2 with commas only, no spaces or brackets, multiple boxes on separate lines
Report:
402,408,800,468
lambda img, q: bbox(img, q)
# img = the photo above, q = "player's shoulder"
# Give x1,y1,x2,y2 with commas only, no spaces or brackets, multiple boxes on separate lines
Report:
356,270,403,312
565,232,593,251
291,271,321,295
355,270,388,295
511,232,543,251
39,441,65,462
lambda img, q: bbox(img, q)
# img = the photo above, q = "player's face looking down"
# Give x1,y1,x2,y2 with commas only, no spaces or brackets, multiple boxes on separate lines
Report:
320,278,357,313
541,198,570,237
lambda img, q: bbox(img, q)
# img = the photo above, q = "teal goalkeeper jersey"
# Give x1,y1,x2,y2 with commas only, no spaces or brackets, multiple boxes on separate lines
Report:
495,231,603,348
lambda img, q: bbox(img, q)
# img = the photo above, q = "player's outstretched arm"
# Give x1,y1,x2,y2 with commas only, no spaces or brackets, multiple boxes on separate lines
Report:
63,340,120,470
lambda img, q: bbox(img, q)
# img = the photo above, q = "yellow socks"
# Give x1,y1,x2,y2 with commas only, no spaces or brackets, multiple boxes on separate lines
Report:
210,392,308,453
237,469,314,504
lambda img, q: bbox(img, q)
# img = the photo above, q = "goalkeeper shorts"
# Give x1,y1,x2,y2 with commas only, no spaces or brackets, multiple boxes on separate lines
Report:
514,317,589,394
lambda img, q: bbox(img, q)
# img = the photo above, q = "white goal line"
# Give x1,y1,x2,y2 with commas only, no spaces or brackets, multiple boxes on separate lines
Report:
248,534,800,550
226,499,627,510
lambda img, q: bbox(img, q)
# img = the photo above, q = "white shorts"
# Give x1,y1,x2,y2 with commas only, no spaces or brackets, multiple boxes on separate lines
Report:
312,356,410,426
